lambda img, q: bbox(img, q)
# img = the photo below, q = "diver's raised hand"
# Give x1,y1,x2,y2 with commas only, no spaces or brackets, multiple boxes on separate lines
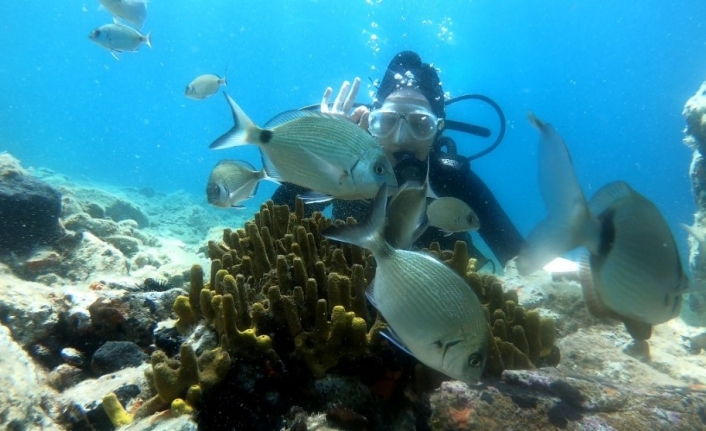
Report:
320,77,370,130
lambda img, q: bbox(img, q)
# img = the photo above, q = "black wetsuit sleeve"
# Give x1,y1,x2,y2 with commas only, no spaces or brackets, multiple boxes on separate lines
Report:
428,151,524,267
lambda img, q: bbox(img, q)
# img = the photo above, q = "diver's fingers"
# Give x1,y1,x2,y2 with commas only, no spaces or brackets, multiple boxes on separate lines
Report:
320,87,333,113
332,80,350,114
359,110,370,132
350,105,369,125
342,77,361,115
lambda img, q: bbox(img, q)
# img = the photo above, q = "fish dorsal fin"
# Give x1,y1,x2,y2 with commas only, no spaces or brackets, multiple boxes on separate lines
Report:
321,184,389,253
588,181,634,216
263,109,344,129
380,326,413,356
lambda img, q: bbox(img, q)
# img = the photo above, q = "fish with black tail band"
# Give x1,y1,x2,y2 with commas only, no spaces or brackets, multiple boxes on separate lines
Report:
88,23,151,60
323,185,489,383
186,70,228,100
206,159,276,208
209,92,397,202
426,197,480,236
517,112,688,340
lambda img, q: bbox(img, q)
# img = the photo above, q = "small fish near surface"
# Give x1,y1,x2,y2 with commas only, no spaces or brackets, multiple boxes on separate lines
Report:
323,185,489,383
206,159,275,208
517,112,688,341
99,0,148,30
185,72,228,100
88,23,151,60
208,92,398,202
426,196,480,236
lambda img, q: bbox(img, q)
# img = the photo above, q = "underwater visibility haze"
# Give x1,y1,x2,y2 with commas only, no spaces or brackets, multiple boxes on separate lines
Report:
3,1,706,430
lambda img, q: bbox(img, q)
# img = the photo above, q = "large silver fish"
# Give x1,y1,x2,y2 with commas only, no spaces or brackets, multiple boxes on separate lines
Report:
323,185,489,382
517,113,688,340
185,72,227,100
426,197,480,236
88,23,151,60
99,0,147,30
206,159,274,208
209,93,397,201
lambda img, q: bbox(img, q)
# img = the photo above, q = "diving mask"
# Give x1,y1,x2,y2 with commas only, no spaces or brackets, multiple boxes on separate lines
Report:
368,108,439,141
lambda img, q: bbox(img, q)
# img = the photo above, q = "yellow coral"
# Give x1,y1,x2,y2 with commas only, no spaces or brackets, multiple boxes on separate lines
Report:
102,392,133,427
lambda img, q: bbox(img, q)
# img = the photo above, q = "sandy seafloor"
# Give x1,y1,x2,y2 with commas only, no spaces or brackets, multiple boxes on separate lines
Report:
2,155,706,430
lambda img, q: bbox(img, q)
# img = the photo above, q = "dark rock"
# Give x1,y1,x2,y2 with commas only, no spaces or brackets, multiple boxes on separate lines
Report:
154,325,185,357
91,341,148,375
429,369,706,430
105,199,149,228
0,173,63,254
104,235,141,256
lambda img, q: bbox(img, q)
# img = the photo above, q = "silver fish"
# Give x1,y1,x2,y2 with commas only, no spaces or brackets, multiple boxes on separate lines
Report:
88,23,151,60
99,0,147,30
426,197,480,236
209,93,398,201
323,185,489,383
385,158,438,249
185,73,227,100
517,113,688,340
207,159,273,208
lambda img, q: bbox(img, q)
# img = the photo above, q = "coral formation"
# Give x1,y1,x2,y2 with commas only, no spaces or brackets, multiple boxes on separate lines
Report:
423,241,560,375
160,199,559,427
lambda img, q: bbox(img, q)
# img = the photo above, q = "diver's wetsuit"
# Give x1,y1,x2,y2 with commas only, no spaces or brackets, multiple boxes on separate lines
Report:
270,137,524,269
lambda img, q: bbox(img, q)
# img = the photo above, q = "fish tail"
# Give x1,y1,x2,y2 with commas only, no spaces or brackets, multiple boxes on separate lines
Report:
143,31,152,49
209,92,261,150
322,184,388,254
518,113,601,275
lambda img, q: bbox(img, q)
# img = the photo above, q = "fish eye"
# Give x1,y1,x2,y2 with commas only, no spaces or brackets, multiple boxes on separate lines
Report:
467,353,483,368
94,30,101,37
373,163,386,176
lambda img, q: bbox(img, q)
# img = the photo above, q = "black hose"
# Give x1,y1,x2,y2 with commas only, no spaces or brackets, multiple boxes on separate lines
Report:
444,94,506,161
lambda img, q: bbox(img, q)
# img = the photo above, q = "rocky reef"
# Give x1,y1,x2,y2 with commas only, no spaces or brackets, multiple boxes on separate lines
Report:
683,81,706,326
2,154,706,430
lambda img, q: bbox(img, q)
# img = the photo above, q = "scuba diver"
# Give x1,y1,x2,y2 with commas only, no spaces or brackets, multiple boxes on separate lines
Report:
271,51,524,270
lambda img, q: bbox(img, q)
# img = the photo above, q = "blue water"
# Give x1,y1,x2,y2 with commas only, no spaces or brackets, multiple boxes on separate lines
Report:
2,0,706,254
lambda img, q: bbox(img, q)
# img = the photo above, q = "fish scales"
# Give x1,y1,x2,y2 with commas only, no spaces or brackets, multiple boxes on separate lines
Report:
375,251,484,342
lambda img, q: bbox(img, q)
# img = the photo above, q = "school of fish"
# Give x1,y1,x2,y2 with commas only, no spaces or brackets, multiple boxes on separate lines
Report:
84,1,693,383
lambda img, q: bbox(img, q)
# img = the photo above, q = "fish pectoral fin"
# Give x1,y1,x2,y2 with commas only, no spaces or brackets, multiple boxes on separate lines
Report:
110,50,121,60
302,147,348,184
380,327,413,356
230,205,245,209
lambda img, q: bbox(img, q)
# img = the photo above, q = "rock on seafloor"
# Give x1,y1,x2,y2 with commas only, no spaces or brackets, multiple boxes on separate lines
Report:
0,325,56,429
429,369,706,430
0,153,64,254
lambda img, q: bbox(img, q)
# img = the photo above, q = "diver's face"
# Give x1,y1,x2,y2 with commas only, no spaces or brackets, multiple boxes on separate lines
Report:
369,89,440,164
